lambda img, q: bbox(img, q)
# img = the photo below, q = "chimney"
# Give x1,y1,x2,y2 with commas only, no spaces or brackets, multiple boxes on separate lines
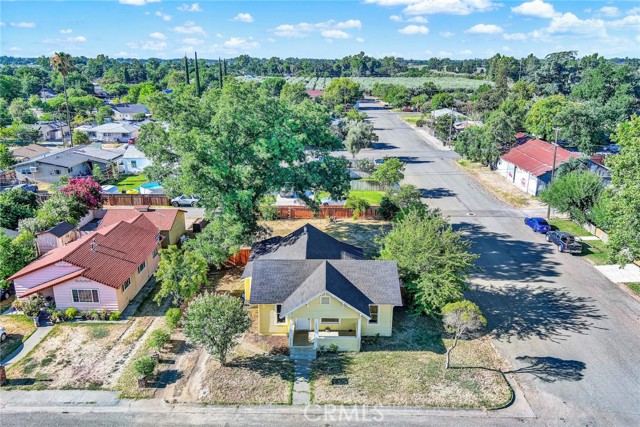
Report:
90,238,98,252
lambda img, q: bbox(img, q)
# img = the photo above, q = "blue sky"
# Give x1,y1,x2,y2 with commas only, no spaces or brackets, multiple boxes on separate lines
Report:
1,0,639,59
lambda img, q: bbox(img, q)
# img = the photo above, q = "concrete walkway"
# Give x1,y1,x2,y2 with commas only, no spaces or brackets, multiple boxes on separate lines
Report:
595,263,640,283
121,276,156,318
1,325,53,368
291,360,311,405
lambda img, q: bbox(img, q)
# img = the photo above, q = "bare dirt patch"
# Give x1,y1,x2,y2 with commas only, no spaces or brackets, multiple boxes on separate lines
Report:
210,267,244,296
455,160,545,209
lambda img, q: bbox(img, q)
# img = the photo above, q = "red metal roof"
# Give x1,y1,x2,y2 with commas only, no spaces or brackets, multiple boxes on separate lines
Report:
98,208,184,232
9,215,161,289
501,138,580,177
305,90,324,99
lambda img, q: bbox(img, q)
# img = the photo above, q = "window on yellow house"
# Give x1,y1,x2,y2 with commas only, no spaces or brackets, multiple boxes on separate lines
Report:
275,304,286,324
369,305,379,324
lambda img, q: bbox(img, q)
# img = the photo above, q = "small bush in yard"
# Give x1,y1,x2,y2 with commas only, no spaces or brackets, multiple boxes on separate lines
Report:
108,311,121,321
148,329,171,351
165,308,181,329
49,309,66,323
133,356,157,379
65,307,79,319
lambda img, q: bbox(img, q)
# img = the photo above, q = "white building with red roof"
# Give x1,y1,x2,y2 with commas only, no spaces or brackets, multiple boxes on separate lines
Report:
8,215,163,313
497,134,580,196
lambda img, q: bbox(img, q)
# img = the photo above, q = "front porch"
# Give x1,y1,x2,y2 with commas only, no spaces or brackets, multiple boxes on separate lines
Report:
289,317,361,358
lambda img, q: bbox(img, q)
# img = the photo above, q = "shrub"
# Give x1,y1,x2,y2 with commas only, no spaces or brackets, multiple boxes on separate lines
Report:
11,299,25,312
356,158,376,174
416,118,426,127
345,196,370,220
148,329,171,351
21,294,46,318
165,308,182,329
378,195,400,220
65,307,79,319
50,309,66,324
133,356,157,379
87,309,101,321
108,311,122,321
99,309,109,320
259,195,279,220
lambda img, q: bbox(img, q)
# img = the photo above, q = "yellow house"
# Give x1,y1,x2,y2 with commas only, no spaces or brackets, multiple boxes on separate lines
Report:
243,224,402,359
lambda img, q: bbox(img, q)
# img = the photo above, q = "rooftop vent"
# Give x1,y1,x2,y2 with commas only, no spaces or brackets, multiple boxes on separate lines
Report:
90,238,98,252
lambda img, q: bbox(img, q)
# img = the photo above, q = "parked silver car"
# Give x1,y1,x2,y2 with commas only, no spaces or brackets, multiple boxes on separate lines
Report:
171,195,200,207
0,326,6,342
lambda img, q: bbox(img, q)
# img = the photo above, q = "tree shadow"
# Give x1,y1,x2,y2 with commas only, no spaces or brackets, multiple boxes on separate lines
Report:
471,284,607,343
312,352,355,382
420,187,456,199
453,222,561,283
397,156,432,164
226,355,294,382
506,356,586,383
369,142,398,150
152,369,183,389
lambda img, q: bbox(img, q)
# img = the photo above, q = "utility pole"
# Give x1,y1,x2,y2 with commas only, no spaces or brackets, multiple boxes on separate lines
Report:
447,107,456,147
546,126,561,219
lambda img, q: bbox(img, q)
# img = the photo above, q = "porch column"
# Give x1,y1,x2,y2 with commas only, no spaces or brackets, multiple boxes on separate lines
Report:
314,318,319,349
356,316,362,351
289,320,295,347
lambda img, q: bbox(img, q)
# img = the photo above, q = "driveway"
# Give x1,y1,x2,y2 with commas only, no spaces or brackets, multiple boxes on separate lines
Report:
351,99,640,426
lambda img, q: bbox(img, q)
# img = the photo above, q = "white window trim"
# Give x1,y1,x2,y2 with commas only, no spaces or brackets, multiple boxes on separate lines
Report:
71,289,100,304
274,304,287,324
320,318,341,325
368,305,379,324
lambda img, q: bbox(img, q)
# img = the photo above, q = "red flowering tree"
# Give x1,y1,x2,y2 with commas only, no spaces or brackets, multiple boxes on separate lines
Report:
60,177,103,210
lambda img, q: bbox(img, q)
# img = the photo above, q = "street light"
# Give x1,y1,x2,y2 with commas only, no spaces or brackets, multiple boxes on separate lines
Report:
546,126,561,219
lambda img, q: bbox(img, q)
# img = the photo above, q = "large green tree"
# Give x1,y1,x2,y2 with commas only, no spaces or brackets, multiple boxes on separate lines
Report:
373,157,405,186
539,170,604,224
183,293,251,366
378,209,478,316
525,95,568,140
321,78,362,110
137,81,349,266
0,188,38,230
154,246,208,306
0,231,36,286
343,120,378,157
606,115,640,265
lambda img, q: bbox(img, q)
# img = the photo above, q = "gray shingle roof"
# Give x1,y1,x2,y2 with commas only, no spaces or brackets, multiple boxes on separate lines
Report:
41,221,75,238
242,223,364,279
109,103,149,115
15,145,123,168
249,259,402,317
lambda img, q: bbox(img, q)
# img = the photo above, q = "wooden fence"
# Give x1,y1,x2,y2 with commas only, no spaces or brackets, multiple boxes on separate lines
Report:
226,248,251,267
103,194,171,206
276,205,379,219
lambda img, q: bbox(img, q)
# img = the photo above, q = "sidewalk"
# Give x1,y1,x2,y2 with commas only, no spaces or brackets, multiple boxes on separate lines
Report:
1,325,53,368
595,264,640,283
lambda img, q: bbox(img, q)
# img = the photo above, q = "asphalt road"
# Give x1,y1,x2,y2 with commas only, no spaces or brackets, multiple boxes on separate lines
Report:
355,100,640,426
3,101,639,427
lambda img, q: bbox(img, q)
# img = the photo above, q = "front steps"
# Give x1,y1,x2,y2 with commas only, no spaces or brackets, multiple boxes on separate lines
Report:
290,346,317,360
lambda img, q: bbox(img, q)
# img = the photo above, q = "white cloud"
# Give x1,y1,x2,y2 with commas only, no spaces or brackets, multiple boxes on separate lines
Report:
459,49,472,55
466,24,503,34
321,29,351,39
408,16,428,23
636,34,640,43
440,31,454,38
598,6,619,17
44,35,86,44
545,13,607,38
404,0,497,16
0,22,5,27
356,37,365,42
150,32,166,39
181,37,204,45
172,21,207,36
272,19,362,38
156,11,172,21
222,37,260,50
9,47,22,52
511,0,558,18
398,24,429,35
141,40,167,50
501,46,512,52
10,22,36,28
177,3,203,12
119,0,160,5
390,15,402,22
627,7,640,15
59,29,73,34
233,13,254,23
267,37,276,43
608,15,640,29
503,32,527,40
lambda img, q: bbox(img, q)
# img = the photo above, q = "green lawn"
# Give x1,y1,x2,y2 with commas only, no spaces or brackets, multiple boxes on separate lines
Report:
104,174,148,192
316,190,385,206
0,315,36,361
626,283,640,296
547,219,592,237
401,115,423,126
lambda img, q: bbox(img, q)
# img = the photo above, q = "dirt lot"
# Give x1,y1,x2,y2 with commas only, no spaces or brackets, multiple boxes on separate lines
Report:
0,314,36,361
312,309,512,408
456,159,546,209
263,218,390,258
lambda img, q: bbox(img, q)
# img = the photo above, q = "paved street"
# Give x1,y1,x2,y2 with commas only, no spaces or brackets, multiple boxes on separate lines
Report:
2,101,639,427
356,100,640,426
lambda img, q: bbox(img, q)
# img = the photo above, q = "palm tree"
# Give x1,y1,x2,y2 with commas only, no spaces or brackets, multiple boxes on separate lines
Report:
50,52,74,147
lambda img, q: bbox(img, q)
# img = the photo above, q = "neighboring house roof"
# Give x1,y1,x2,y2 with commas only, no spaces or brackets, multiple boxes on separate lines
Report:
38,221,75,238
305,90,324,99
431,108,465,119
123,145,148,160
9,144,51,161
242,223,364,279
14,145,123,168
249,259,402,317
9,215,160,289
501,138,580,177
0,227,20,238
109,103,150,115
98,208,183,232
31,121,68,132
89,122,139,134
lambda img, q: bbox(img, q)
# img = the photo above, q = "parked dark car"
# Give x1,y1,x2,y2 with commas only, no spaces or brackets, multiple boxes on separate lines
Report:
524,217,551,233
546,231,582,254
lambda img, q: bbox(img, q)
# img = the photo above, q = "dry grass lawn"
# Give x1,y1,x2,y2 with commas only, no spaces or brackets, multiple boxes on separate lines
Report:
0,314,37,361
263,218,390,258
312,310,511,408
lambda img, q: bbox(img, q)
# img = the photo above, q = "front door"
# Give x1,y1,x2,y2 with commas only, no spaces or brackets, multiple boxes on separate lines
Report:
295,317,310,330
